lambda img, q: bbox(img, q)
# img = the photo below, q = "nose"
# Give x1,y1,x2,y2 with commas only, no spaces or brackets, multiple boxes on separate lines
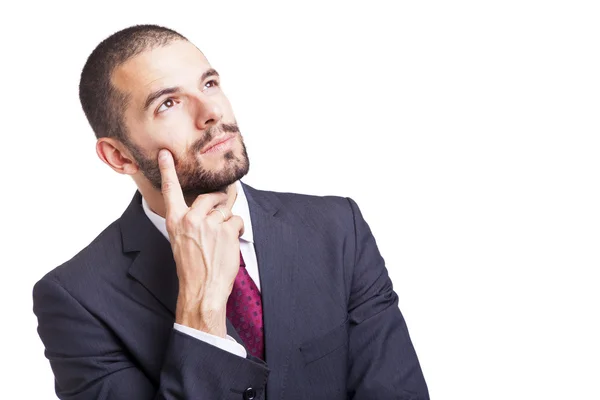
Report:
192,92,223,130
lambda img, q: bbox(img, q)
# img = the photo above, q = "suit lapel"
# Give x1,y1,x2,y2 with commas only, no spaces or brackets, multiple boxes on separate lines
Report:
242,182,298,400
120,191,246,346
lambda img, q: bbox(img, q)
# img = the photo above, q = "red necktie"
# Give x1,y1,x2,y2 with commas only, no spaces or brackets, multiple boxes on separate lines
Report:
226,251,265,360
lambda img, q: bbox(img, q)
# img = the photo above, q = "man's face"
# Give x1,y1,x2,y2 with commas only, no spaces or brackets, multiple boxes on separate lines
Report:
111,39,249,200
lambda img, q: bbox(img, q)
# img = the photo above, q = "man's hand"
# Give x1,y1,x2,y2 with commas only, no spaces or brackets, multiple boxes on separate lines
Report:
158,149,244,338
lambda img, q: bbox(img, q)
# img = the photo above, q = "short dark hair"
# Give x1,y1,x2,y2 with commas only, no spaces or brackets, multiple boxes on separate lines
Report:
79,24,187,143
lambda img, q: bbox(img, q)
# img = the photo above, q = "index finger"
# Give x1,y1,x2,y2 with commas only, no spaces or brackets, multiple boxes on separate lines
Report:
158,149,187,215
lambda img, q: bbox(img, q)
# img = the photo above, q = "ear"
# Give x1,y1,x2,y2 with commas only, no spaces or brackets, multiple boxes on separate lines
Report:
96,138,139,175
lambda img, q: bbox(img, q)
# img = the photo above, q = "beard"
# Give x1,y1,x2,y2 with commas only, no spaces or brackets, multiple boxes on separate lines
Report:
126,122,250,203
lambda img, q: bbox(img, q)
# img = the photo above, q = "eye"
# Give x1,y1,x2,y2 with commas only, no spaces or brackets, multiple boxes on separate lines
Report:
204,79,219,89
157,98,176,113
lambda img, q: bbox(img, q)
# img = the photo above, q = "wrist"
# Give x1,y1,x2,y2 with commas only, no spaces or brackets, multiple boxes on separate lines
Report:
175,295,227,338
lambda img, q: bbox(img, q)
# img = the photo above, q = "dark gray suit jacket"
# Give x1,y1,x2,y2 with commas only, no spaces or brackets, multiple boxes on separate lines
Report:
33,182,428,399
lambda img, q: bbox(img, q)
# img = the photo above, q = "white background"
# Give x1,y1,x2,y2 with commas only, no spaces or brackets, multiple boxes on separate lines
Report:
1,0,599,399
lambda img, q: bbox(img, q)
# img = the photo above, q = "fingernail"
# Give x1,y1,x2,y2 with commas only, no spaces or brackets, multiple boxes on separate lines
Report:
159,150,168,161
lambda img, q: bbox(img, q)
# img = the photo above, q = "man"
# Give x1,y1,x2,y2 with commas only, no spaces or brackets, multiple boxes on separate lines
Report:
33,24,429,399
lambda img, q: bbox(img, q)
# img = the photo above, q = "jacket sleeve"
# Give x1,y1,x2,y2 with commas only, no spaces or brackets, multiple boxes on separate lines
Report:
32,277,269,400
345,197,429,400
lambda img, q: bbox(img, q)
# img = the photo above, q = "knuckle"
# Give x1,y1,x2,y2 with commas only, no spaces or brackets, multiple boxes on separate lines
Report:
181,213,198,230
218,220,230,232
223,217,241,234
161,181,173,193
232,215,243,226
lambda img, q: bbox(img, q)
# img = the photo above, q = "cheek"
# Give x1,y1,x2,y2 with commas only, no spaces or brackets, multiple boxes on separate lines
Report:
147,119,194,152
129,130,188,164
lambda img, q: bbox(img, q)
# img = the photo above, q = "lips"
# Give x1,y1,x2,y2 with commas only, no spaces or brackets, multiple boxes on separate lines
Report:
200,133,236,154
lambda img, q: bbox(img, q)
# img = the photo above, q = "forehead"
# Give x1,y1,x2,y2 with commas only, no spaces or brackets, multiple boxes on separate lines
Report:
111,40,211,101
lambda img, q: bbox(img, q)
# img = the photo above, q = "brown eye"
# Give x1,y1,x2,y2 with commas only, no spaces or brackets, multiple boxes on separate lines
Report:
205,80,219,89
157,98,176,113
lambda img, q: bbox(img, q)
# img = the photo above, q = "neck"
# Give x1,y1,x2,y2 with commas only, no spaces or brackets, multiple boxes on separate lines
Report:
139,181,238,218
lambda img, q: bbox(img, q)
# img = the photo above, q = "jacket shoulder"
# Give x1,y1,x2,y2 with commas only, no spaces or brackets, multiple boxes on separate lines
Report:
249,185,356,233
35,218,128,289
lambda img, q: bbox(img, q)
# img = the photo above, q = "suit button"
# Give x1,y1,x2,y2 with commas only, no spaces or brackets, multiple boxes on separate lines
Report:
243,387,257,399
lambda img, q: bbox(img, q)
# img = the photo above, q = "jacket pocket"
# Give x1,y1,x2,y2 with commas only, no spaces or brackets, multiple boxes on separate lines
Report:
299,316,349,365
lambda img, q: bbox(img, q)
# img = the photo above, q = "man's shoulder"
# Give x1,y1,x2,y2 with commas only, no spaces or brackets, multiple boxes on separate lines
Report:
36,217,129,290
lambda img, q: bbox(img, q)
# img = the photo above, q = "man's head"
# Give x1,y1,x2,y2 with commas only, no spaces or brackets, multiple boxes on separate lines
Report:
79,25,249,201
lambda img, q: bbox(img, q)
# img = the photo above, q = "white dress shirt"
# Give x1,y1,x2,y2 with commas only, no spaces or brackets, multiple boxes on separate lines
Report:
141,180,261,359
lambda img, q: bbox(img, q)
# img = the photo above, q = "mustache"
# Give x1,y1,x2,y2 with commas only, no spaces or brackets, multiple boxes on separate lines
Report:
190,123,240,154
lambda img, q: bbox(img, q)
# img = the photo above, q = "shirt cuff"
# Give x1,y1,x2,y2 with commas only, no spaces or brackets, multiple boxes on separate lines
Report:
173,323,247,358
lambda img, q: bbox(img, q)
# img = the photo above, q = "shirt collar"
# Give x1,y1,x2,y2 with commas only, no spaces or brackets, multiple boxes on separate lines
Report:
141,180,254,243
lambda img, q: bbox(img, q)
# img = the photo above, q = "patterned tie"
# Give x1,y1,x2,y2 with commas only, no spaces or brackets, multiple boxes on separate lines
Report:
226,251,265,360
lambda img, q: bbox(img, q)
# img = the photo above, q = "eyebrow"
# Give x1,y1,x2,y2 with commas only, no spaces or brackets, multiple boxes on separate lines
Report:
142,68,220,112
201,68,220,83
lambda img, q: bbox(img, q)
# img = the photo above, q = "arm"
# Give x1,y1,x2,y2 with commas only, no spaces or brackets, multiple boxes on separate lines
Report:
345,197,429,400
33,276,268,400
